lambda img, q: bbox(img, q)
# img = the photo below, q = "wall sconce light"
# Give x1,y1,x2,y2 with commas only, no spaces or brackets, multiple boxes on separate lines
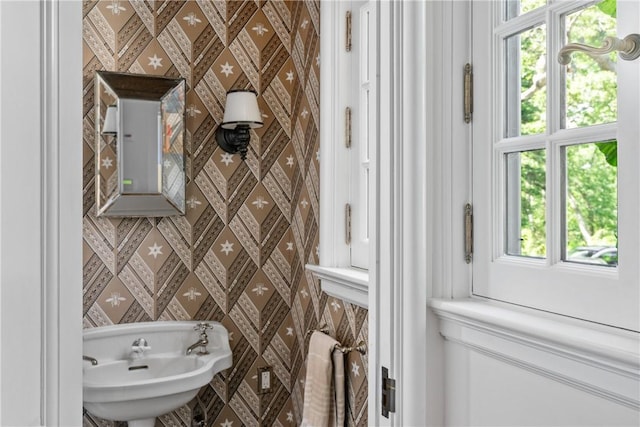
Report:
215,90,263,160
102,104,118,136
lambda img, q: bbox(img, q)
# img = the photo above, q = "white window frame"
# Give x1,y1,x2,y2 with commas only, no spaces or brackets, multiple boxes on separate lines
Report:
471,0,640,332
306,0,378,308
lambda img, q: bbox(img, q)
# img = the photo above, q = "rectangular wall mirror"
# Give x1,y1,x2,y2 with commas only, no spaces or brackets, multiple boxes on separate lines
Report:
95,71,186,217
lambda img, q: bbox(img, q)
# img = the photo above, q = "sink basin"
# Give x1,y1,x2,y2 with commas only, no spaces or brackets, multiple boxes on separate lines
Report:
83,321,232,427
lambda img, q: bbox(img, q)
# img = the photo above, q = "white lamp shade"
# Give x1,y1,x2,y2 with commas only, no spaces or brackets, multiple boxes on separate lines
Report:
102,105,118,135
221,90,263,129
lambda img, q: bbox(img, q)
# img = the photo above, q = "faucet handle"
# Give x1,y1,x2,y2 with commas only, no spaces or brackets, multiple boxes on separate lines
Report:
131,338,151,353
194,323,213,333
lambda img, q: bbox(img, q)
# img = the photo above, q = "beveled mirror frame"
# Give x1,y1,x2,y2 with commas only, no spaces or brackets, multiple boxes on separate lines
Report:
95,71,186,217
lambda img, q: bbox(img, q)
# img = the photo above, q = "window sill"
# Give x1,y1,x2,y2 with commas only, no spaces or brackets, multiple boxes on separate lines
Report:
428,298,640,409
305,264,369,308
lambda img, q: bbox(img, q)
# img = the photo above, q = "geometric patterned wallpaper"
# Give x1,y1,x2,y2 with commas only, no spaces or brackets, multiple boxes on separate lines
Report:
81,1,368,426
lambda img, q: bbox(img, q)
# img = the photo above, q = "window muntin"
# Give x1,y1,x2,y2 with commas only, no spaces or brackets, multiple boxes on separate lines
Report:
504,0,546,20
500,1,619,263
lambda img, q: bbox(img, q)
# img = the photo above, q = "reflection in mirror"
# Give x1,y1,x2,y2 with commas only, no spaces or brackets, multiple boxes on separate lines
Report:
95,71,186,217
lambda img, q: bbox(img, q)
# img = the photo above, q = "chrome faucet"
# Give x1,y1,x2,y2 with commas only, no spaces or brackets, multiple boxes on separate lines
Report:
186,323,213,355
131,338,151,358
83,355,98,366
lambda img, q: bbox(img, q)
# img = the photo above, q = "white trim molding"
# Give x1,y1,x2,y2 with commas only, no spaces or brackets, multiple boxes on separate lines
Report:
305,265,368,308
429,298,640,410
43,1,83,424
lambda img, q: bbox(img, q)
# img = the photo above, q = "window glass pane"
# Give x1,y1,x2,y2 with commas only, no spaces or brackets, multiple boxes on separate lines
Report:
505,149,546,257
562,2,617,129
505,0,546,20
564,141,617,266
505,25,546,137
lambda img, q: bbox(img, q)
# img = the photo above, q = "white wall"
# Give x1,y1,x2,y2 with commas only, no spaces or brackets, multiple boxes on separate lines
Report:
445,341,639,426
430,299,639,427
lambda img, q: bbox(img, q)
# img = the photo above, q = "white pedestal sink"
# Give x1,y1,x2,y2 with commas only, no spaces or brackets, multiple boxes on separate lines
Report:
83,321,232,427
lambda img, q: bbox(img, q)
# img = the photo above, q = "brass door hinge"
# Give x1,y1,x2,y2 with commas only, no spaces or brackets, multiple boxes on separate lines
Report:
346,11,352,52
345,203,352,245
345,107,352,148
464,63,473,123
464,203,473,263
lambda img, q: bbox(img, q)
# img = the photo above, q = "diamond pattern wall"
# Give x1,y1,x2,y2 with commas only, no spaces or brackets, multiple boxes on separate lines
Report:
82,1,368,426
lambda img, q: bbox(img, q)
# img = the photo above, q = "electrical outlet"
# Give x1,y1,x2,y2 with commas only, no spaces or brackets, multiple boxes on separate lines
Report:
261,370,271,388
257,366,273,394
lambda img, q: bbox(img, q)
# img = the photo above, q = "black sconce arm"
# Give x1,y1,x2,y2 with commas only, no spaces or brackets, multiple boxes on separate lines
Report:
215,124,251,160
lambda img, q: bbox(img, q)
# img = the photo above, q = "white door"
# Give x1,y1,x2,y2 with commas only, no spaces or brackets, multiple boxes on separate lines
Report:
472,0,640,331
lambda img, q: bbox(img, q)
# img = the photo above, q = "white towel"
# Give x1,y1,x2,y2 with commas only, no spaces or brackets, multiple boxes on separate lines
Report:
301,331,346,427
